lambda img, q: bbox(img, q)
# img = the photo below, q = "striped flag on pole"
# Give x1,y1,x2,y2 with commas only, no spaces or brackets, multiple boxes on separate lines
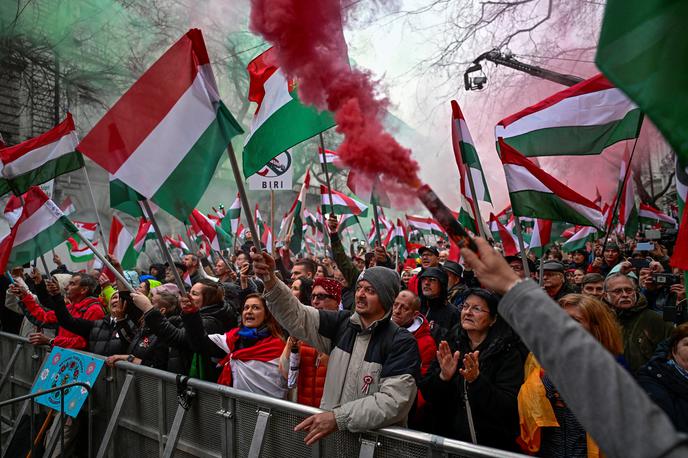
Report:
320,185,368,216
0,186,78,272
529,219,553,257
451,100,491,203
489,213,520,257
109,216,135,264
77,29,243,221
639,203,676,228
562,226,599,253
496,74,642,157
0,113,84,195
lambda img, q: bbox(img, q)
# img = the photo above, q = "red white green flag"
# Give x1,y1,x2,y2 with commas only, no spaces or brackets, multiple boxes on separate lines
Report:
0,113,84,195
638,203,676,228
109,215,135,266
0,186,78,272
66,239,98,263
489,213,519,257
496,74,642,157
283,170,310,254
528,219,553,257
616,149,639,237
190,209,221,251
3,194,23,227
78,29,243,221
406,215,446,238
562,226,599,253
499,139,604,227
320,185,368,216
242,47,335,178
451,100,491,203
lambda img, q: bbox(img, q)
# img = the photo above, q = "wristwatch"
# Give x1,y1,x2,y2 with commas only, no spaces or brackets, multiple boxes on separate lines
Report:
48,338,55,346
126,354,135,363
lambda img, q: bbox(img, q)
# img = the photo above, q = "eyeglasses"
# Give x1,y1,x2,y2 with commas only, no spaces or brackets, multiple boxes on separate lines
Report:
607,287,635,295
311,293,336,301
461,303,488,314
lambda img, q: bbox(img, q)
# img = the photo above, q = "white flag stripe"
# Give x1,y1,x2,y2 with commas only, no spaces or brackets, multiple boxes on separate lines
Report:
244,70,292,145
3,132,79,177
458,119,475,146
504,164,552,194
13,203,62,246
496,88,635,138
114,227,134,261
113,73,216,198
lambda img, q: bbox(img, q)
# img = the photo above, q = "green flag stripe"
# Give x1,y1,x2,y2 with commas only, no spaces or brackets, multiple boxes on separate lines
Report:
510,190,598,227
8,217,76,268
8,152,84,195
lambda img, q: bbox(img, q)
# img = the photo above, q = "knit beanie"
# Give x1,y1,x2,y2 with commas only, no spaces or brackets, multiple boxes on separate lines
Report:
357,266,401,311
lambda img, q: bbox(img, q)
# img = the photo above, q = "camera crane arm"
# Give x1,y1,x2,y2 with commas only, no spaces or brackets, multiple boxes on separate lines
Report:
464,49,584,90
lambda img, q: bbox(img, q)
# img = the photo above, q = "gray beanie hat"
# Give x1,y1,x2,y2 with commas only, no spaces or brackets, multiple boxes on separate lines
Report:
358,266,401,311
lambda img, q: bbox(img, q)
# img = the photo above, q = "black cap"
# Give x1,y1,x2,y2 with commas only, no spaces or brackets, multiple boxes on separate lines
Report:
442,261,463,278
419,267,448,288
505,255,536,273
542,260,565,272
418,246,439,257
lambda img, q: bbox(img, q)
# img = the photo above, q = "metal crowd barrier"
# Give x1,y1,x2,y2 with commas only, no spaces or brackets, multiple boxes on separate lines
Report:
0,332,526,458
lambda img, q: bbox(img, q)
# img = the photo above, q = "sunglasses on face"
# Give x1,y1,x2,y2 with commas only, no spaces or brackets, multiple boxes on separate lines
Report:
311,293,336,301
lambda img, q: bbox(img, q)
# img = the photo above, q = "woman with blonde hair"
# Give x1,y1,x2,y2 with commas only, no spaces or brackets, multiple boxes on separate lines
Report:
518,293,624,457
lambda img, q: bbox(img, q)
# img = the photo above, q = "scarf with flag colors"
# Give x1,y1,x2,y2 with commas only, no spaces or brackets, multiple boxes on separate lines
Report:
489,213,520,257
242,47,335,178
77,29,243,222
499,139,604,227
496,74,642,158
109,216,135,266
451,100,492,204
562,226,599,253
0,186,78,272
0,113,84,195
638,203,676,228
320,185,368,216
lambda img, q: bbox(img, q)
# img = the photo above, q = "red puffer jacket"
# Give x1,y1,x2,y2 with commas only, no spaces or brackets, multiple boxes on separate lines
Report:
297,343,329,408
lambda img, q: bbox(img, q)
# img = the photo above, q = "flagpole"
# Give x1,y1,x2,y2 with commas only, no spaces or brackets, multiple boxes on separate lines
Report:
602,135,641,254
77,235,135,293
15,194,51,276
464,176,485,238
225,144,262,252
81,166,107,244
538,254,545,286
142,200,186,292
512,215,531,278
318,134,336,259
270,190,276,254
372,201,382,245
354,215,368,247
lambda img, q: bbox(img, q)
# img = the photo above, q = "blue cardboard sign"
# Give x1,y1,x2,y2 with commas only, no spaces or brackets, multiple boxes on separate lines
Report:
30,347,104,418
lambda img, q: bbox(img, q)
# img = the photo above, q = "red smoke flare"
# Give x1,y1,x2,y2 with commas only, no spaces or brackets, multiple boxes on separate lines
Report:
249,0,421,193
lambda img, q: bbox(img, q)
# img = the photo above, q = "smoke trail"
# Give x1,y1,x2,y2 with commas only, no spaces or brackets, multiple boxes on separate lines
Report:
249,0,421,196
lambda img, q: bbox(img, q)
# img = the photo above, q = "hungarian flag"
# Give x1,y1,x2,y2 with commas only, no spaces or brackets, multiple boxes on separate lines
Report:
109,216,134,264
254,205,265,240
164,235,190,254
671,157,688,269
223,194,241,236
0,113,84,195
189,209,220,251
261,224,273,251
451,100,492,203
617,149,639,237
458,194,481,235
368,220,379,246
0,186,78,272
72,221,98,240
78,29,243,221
388,219,408,260
320,185,368,216
489,213,520,257
319,147,342,173
337,213,358,234
406,215,445,237
59,196,76,216
528,219,553,257
66,239,98,263
597,0,688,167
117,218,153,269
303,209,318,233
496,74,642,157
562,226,599,253
499,139,604,227
242,47,335,178
315,207,326,235
639,203,676,228
283,170,310,254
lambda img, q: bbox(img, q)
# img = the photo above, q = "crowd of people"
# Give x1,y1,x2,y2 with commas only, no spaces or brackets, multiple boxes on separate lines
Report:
0,214,686,457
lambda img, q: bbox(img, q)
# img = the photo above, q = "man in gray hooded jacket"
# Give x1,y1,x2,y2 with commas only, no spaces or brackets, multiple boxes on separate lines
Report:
252,252,420,445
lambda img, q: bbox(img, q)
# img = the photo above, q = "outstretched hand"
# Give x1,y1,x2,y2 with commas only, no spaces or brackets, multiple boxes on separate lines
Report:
251,251,277,290
294,412,337,445
460,237,520,296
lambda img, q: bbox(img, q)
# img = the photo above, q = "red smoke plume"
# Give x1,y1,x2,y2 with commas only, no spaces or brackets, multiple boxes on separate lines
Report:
250,0,421,194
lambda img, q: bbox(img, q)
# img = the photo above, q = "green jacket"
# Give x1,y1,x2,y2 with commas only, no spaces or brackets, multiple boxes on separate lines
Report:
616,301,673,374
330,232,360,288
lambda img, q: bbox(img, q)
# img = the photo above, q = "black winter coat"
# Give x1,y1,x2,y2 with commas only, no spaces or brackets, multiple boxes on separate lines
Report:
637,342,688,433
418,319,525,451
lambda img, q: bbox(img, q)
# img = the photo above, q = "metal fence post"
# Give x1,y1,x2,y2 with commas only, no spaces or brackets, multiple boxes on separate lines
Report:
248,408,271,458
161,387,194,458
95,371,134,458
0,343,22,393
359,437,379,458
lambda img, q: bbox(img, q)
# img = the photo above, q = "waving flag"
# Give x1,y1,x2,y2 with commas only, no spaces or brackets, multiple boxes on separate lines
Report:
109,216,134,264
496,74,642,157
489,213,520,257
190,209,220,251
78,29,243,221
0,187,78,272
66,239,98,263
528,219,553,257
0,113,83,195
451,100,492,203
320,185,368,216
405,215,445,237
562,226,599,253
284,170,310,254
223,194,241,236
3,194,24,227
499,139,604,227
639,203,676,228
242,47,335,177
319,147,342,173
617,149,639,237
388,219,408,260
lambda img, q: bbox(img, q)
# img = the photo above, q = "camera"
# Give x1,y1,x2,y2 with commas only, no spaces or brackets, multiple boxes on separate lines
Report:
652,272,681,286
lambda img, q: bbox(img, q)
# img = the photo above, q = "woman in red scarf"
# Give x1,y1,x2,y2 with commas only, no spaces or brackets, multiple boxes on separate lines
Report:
183,291,287,398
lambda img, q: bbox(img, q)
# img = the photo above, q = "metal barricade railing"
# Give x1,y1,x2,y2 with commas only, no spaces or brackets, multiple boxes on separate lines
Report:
0,331,526,458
